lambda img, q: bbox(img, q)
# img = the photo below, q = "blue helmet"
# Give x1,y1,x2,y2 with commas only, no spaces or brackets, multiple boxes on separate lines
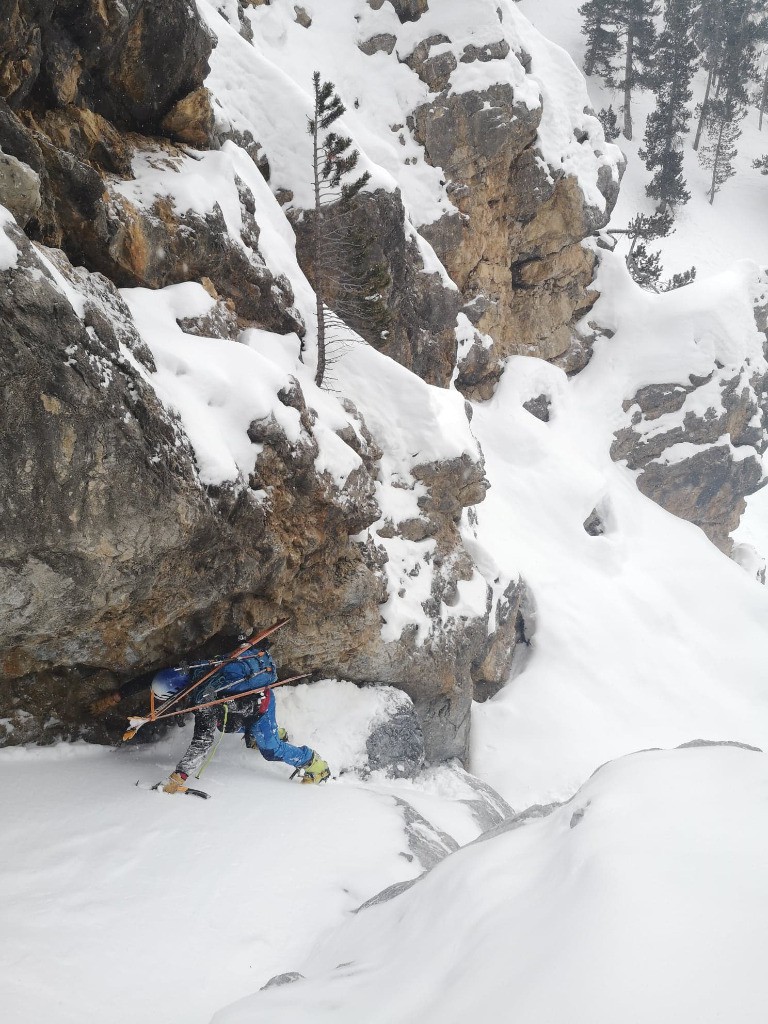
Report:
151,666,192,700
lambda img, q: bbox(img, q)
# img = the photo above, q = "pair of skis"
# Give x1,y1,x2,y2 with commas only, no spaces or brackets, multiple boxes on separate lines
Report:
123,618,300,742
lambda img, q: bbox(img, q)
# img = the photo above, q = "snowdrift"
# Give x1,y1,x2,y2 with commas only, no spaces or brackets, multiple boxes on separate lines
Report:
214,744,768,1024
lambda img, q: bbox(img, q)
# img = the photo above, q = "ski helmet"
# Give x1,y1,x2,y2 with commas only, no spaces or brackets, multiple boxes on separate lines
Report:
151,667,191,700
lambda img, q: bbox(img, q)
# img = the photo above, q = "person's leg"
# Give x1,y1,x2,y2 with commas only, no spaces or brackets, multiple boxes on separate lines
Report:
246,692,313,768
175,705,221,777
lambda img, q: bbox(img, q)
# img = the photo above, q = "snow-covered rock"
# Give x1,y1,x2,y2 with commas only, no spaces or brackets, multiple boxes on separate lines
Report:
598,255,768,553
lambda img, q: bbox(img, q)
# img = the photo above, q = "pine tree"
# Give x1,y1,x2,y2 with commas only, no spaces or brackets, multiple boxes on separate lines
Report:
699,103,744,201
597,105,622,140
696,0,758,203
692,0,727,150
607,210,693,291
661,266,697,290
693,0,763,150
758,58,768,130
619,0,660,140
579,0,659,140
580,0,624,78
307,72,370,388
640,0,699,209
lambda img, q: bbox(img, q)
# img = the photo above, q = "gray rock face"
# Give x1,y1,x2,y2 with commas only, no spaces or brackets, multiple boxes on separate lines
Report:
0,0,213,131
389,0,429,23
0,219,518,760
366,703,425,778
611,353,768,553
394,796,459,868
0,221,378,739
677,739,763,752
472,576,535,703
0,115,300,332
98,149,304,335
522,393,551,423
292,188,460,387
0,1,531,761
358,33,397,56
262,972,304,990
402,35,457,93
0,149,40,225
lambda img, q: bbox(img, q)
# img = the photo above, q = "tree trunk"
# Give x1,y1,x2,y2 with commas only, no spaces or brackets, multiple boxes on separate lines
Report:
694,65,714,151
708,118,725,205
623,23,634,140
760,65,768,131
312,86,326,388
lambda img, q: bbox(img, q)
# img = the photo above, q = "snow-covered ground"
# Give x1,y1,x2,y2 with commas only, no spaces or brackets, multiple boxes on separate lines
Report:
215,744,768,1024
518,0,768,599
470,254,768,807
0,685,492,1024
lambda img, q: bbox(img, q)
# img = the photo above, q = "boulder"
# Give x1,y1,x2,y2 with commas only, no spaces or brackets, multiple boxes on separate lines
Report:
0,147,39,224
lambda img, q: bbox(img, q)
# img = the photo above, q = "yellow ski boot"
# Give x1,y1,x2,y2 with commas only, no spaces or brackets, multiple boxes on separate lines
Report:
300,752,330,784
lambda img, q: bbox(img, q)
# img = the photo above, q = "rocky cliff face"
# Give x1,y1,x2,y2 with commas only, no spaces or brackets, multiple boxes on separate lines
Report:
12,0,756,763
0,205,527,755
1,0,608,756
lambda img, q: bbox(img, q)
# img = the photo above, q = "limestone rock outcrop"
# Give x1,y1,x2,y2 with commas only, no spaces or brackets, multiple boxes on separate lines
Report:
608,279,768,555
292,188,460,387
0,211,524,757
0,0,213,130
0,0,546,760
612,363,768,553
411,82,619,397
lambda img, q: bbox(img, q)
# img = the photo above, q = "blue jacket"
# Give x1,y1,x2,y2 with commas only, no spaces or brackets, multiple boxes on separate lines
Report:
202,648,277,698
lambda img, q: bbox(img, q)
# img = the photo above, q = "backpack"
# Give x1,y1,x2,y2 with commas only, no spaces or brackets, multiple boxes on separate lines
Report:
211,647,277,697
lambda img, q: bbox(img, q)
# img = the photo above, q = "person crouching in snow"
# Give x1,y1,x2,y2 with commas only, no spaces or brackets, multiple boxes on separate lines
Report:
128,641,328,791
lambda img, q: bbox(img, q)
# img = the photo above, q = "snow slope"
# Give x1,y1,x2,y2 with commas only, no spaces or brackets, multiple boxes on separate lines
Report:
0,685,491,1024
213,744,768,1024
470,254,768,807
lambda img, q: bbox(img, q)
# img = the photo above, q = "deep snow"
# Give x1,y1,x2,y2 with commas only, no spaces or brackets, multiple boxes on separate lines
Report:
213,744,768,1024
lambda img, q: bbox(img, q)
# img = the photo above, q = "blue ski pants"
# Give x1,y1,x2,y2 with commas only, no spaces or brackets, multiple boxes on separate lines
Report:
175,688,312,777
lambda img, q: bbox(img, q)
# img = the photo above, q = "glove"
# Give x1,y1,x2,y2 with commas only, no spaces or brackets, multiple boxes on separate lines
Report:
162,771,188,794
278,726,289,742
89,690,121,716
301,752,330,785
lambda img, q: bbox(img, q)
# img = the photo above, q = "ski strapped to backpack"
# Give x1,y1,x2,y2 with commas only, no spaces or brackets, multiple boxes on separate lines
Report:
124,672,311,740
122,618,293,742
